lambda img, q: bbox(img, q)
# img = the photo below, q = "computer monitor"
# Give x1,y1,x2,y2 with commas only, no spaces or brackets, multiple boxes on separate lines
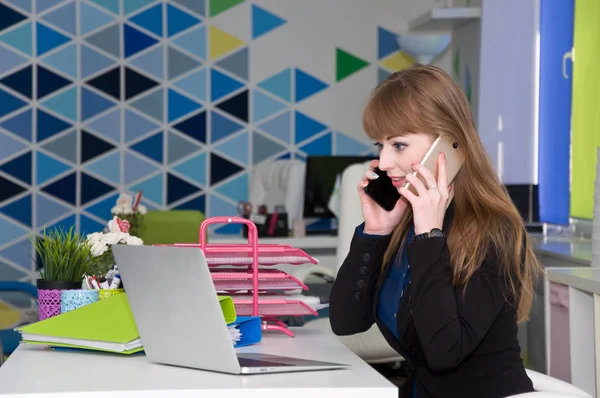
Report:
303,155,375,219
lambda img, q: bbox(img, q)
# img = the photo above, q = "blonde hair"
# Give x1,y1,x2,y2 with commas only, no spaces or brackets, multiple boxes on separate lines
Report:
363,64,543,322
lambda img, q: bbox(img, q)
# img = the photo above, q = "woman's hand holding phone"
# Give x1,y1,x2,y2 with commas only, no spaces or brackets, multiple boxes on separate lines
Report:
358,160,408,235
398,153,453,235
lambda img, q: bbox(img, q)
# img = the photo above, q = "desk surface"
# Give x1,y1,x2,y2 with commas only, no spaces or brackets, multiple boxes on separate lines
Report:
0,328,396,398
547,267,600,295
531,234,592,266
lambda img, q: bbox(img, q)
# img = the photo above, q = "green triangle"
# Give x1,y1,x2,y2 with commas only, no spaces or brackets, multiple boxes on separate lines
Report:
336,48,370,82
210,0,244,17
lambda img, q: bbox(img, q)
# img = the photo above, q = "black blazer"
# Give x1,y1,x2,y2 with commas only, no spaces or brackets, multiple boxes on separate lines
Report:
329,208,534,398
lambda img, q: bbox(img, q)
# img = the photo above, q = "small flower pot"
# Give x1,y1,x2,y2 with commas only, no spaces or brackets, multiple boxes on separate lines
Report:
37,279,82,321
61,289,99,313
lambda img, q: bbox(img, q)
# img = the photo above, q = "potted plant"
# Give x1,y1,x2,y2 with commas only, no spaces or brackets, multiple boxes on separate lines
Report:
32,226,102,320
110,192,147,237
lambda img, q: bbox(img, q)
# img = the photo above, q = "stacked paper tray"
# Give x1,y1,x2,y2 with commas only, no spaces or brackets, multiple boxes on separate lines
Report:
162,243,319,266
232,299,318,317
210,269,308,292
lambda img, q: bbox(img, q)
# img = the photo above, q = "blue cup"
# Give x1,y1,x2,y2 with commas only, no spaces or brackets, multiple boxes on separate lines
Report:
61,290,99,313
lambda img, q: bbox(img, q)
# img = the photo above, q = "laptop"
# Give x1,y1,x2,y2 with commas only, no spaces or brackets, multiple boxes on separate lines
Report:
112,244,349,375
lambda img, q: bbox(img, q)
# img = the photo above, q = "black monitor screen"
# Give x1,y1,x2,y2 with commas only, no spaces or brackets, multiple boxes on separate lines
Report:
303,155,375,218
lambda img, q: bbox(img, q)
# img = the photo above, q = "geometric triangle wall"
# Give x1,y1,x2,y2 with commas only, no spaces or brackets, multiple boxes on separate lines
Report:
0,0,387,284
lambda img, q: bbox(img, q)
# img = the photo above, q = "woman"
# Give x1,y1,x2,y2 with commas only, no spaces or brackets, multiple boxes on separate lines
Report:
329,65,542,397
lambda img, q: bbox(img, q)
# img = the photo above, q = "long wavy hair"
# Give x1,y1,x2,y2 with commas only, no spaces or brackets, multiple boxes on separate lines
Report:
363,64,543,322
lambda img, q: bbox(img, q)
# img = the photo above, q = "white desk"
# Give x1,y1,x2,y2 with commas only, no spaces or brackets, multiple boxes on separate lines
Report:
0,328,396,398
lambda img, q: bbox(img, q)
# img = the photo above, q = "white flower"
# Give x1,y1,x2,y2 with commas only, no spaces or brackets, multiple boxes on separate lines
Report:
85,218,144,257
137,204,147,215
116,194,133,207
125,235,144,245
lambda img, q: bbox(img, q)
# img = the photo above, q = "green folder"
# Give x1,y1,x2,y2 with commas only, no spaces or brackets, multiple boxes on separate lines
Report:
218,296,236,324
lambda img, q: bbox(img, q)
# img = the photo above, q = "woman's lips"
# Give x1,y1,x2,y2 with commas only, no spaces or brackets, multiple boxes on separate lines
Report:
390,176,405,188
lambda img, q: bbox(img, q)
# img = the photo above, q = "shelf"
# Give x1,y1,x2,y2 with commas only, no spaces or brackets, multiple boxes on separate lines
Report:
211,269,308,292
409,7,481,32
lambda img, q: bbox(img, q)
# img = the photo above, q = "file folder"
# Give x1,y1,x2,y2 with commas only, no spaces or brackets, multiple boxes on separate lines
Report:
227,316,262,348
218,295,236,324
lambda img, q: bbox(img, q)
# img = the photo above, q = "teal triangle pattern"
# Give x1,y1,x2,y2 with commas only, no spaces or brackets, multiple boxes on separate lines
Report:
171,25,206,60
80,44,117,79
172,152,206,186
129,173,164,205
89,0,119,15
295,68,328,102
299,132,333,156
39,43,77,79
36,22,71,56
79,214,106,236
40,1,76,36
334,132,371,155
80,1,117,36
294,111,327,143
36,0,64,13
129,45,164,80
208,193,237,217
39,86,78,122
213,131,249,166
124,151,160,184
0,194,32,227
43,214,77,235
167,3,201,37
123,0,158,15
210,110,244,143
172,68,206,102
251,89,287,123
252,131,286,164
83,192,118,220
252,4,286,39
36,151,71,185
130,132,163,164
0,215,29,246
172,0,205,17
214,172,248,202
211,68,244,102
0,108,32,142
257,68,291,103
84,151,121,185
0,45,28,77
0,22,33,56
0,88,27,118
168,89,201,122
124,109,160,142
0,237,33,272
256,111,291,144
85,108,121,143
35,193,72,228
129,3,163,37
81,87,116,121
215,47,248,81
4,0,32,13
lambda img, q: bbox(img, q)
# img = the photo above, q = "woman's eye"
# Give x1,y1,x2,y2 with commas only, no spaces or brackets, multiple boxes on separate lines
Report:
373,142,383,152
393,143,406,151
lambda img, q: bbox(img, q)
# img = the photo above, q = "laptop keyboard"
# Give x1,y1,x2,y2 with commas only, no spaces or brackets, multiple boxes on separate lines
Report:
238,357,295,367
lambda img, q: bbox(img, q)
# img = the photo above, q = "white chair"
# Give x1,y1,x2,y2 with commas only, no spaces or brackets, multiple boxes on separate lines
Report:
505,369,593,397
304,162,405,363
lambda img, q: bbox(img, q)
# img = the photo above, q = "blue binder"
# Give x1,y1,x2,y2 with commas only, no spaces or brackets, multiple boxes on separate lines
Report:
227,316,262,348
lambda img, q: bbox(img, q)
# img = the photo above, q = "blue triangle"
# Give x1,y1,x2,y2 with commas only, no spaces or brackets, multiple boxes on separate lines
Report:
36,108,72,141
167,4,201,37
0,195,32,227
81,87,116,121
84,151,121,185
207,193,236,218
36,22,71,56
257,68,291,103
79,214,106,236
129,45,163,80
80,44,117,79
0,151,31,184
40,1,76,35
0,238,33,272
35,193,72,228
80,1,117,36
130,132,163,163
35,0,64,13
173,68,206,102
0,45,28,76
129,173,164,206
0,88,27,118
252,89,287,123
257,111,291,144
43,213,77,234
172,152,206,186
378,27,399,59
214,131,249,166
214,172,248,202
123,0,158,15
124,151,160,184
84,192,118,220
89,0,119,15
210,68,244,102
39,86,77,121
168,89,201,122
36,151,71,185
0,22,33,56
0,215,29,246
129,3,163,37
295,68,328,102
252,4,286,39
171,25,206,60
124,109,160,142
294,111,327,143
39,43,77,79
85,108,121,143
299,132,333,156
0,132,27,160
210,111,244,143
0,108,32,142
123,23,159,58
4,0,32,13
335,132,371,155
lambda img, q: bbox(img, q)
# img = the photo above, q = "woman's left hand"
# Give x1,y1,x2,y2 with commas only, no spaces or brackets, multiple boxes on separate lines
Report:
398,152,452,235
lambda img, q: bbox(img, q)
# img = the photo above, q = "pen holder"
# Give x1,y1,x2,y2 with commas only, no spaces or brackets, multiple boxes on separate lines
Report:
61,290,99,314
99,289,124,300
